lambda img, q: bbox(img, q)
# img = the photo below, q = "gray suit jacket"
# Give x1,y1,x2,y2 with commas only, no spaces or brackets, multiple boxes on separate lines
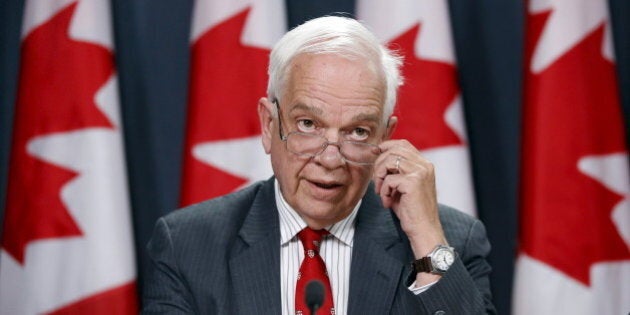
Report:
143,178,495,314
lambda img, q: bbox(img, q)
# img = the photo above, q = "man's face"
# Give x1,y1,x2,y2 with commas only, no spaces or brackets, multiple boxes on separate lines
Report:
259,54,395,228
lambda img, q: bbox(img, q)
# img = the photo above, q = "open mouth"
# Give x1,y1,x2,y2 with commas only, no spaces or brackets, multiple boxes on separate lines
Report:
309,180,343,190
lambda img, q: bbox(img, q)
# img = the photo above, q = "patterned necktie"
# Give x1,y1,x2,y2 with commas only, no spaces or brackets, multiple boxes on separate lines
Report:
295,227,335,315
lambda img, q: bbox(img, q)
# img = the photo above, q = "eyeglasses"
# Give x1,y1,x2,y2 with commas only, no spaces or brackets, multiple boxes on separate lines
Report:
274,100,382,165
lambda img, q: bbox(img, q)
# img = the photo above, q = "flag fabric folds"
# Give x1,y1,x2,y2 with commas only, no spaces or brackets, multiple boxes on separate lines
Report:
514,0,630,313
0,0,137,313
357,0,477,216
180,0,286,206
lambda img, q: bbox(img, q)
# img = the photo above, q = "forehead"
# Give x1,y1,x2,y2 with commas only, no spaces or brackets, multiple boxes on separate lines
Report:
281,54,386,118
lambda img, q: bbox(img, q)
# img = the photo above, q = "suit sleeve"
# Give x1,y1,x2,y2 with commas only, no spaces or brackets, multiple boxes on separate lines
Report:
416,219,496,315
142,218,196,314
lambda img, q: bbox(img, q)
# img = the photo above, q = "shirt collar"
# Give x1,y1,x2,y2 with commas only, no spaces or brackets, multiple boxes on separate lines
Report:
275,179,360,247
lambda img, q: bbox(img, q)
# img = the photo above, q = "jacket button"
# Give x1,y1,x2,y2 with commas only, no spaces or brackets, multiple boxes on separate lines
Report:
434,311,446,315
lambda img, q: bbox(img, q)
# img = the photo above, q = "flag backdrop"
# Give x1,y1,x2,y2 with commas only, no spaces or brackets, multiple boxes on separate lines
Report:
357,0,477,216
0,0,137,314
513,0,630,313
180,0,285,206
0,1,628,314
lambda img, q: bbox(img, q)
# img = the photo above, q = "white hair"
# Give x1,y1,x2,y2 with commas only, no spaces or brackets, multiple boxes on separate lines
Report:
267,16,403,122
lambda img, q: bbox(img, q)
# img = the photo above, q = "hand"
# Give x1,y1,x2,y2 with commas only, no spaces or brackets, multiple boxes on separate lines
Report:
373,140,448,258
373,140,449,285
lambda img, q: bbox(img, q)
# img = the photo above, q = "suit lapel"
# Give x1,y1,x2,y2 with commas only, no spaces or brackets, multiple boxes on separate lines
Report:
347,188,408,315
229,179,282,314
228,180,409,314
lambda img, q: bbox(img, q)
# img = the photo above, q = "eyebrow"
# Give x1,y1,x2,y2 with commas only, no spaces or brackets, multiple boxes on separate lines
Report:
288,103,324,115
351,113,381,124
288,102,381,124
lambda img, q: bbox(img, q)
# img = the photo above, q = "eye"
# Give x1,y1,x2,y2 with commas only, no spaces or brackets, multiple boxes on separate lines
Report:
296,119,317,132
349,127,370,141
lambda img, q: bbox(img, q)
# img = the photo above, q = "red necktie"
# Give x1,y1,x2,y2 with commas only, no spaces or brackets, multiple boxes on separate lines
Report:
295,227,335,315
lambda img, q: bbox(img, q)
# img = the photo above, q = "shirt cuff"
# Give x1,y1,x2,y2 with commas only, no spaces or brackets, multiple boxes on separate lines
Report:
408,280,439,295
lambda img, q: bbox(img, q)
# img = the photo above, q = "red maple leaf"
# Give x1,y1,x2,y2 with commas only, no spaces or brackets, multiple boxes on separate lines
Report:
180,8,270,206
1,3,114,264
47,282,138,315
520,11,630,286
387,24,462,149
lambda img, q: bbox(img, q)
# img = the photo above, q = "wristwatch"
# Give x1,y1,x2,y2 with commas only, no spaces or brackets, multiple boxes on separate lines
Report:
412,245,455,275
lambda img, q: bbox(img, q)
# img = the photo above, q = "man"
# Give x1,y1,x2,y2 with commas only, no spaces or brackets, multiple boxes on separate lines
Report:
143,16,495,314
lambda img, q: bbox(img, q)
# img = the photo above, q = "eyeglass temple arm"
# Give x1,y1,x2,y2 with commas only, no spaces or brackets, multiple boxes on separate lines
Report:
273,100,288,141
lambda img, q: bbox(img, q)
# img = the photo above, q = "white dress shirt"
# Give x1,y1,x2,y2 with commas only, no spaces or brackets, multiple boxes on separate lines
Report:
275,180,434,315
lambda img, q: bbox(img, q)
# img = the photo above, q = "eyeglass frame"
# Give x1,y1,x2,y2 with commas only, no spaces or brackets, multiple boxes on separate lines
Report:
273,100,383,165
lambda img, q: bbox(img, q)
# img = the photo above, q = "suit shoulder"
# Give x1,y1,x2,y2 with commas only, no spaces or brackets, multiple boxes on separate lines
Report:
437,204,486,247
160,181,266,232
438,204,478,227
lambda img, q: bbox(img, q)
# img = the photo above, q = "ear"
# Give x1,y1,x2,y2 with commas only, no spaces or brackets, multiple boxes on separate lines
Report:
258,97,274,154
383,116,398,140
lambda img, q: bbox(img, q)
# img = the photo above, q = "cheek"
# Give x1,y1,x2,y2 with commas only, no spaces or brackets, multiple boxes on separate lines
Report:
347,167,373,191
271,142,306,178
352,165,373,180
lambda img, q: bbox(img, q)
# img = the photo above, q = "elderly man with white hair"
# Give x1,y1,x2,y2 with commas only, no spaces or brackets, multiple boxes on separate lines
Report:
144,16,495,315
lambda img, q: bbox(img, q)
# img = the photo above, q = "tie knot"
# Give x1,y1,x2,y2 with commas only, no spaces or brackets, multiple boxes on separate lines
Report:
298,227,328,251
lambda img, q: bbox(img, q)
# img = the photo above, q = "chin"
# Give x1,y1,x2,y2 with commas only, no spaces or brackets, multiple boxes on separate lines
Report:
299,201,349,225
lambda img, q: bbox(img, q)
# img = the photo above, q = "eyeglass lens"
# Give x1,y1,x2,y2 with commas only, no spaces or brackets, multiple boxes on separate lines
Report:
285,132,380,164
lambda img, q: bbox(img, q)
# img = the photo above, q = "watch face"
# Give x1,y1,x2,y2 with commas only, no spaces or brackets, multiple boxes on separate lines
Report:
432,248,455,271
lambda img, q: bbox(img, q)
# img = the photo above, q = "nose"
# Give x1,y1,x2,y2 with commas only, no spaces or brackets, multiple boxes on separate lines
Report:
314,142,345,169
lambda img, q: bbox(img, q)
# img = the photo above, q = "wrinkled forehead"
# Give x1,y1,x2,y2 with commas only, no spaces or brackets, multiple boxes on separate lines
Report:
285,53,386,100
281,52,385,93
280,54,387,126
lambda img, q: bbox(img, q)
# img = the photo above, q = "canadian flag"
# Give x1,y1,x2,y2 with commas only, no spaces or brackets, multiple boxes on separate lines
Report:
0,0,137,314
180,0,286,206
514,0,630,314
357,0,477,215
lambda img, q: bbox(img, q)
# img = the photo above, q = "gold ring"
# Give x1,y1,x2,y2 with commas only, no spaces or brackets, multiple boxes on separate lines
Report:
395,156,401,172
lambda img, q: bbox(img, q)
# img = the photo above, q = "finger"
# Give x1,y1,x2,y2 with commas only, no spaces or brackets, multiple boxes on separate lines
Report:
376,151,432,180
374,153,402,177
378,139,410,152
374,142,418,170
374,173,383,194
379,179,392,208
373,155,390,191
377,139,419,159
374,141,402,166
373,154,403,193
379,173,403,208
